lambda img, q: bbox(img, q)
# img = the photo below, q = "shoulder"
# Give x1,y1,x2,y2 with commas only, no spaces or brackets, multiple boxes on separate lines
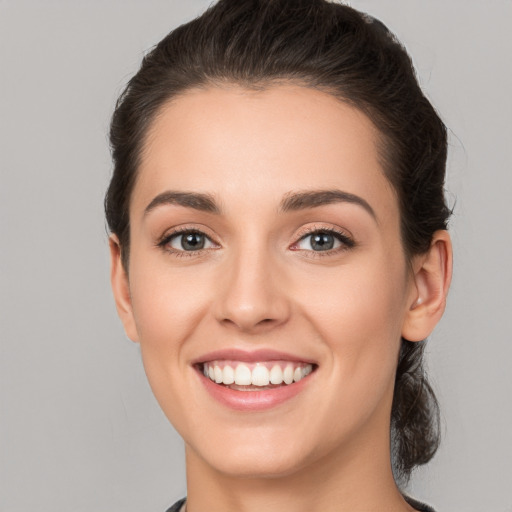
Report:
404,494,437,512
164,497,186,512
167,497,436,512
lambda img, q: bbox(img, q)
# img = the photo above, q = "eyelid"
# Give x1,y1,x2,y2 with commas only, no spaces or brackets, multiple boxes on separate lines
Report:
290,224,355,253
155,223,354,257
156,225,221,255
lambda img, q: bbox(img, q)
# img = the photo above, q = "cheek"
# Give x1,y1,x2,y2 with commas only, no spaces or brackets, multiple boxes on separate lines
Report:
300,253,406,328
295,254,408,391
127,262,216,430
129,264,213,354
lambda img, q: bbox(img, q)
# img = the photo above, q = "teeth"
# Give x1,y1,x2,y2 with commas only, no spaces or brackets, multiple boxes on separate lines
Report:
203,361,313,388
269,365,283,385
222,365,235,385
234,364,252,385
283,365,294,385
214,365,223,384
251,365,270,386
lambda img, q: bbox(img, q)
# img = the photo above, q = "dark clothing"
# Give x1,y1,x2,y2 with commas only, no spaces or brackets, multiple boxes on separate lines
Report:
165,495,436,511
404,495,437,512
165,498,186,512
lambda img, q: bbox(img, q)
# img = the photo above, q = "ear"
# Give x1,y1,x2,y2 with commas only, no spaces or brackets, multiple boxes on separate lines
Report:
401,230,453,342
109,235,139,342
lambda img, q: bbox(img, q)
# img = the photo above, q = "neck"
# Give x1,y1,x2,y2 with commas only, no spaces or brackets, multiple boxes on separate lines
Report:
184,424,414,512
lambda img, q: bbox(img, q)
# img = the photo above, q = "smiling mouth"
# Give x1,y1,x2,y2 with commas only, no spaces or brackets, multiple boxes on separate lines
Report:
199,361,315,391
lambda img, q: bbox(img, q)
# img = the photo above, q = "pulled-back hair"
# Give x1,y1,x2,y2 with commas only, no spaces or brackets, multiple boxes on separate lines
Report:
105,0,450,484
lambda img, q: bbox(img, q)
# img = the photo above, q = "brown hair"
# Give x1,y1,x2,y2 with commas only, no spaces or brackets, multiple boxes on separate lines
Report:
105,0,450,484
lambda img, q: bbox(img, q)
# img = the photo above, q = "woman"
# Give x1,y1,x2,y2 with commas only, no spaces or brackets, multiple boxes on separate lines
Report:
105,1,452,511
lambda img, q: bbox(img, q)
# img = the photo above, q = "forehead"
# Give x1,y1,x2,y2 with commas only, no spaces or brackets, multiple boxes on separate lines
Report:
133,84,397,221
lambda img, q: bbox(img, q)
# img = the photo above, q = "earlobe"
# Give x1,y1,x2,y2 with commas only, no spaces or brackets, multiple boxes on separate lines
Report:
109,235,140,343
401,230,453,342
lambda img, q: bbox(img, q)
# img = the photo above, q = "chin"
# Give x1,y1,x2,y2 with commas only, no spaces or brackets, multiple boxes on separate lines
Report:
194,443,314,479
183,419,337,481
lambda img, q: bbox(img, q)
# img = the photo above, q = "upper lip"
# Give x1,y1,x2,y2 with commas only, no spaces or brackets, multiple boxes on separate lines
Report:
191,348,317,365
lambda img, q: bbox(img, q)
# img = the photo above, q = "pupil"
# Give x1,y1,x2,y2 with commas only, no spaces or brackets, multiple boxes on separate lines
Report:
182,233,205,250
312,233,334,251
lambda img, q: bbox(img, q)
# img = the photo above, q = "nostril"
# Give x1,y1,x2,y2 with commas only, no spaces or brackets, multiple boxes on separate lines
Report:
219,315,284,332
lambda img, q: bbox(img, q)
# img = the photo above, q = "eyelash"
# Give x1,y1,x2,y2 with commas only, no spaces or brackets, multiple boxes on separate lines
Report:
157,227,218,258
291,226,355,258
157,226,355,258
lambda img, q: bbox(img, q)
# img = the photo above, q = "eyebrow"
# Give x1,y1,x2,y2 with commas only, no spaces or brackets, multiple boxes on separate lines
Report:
280,189,377,220
143,188,376,220
144,191,220,216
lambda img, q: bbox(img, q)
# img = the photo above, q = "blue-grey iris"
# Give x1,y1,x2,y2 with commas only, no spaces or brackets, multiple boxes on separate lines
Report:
311,232,335,251
182,232,205,251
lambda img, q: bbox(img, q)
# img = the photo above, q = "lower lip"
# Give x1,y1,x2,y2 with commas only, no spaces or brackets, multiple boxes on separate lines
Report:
197,369,312,411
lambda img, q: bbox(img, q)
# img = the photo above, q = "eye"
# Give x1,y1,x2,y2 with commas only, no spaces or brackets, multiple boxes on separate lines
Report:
293,229,354,252
164,230,216,252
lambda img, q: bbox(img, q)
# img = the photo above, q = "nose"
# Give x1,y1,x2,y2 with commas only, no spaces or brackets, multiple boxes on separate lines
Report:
214,245,291,334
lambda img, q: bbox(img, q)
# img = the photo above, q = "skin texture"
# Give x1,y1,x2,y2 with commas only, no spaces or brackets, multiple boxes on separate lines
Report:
110,85,452,512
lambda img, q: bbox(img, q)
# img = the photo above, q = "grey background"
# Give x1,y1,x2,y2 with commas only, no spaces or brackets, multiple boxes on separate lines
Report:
1,1,511,511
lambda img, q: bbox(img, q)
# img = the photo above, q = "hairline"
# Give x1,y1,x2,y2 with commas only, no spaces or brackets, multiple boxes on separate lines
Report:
119,78,406,271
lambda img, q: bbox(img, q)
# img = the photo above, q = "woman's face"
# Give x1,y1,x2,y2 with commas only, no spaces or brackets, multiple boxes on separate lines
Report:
115,85,419,478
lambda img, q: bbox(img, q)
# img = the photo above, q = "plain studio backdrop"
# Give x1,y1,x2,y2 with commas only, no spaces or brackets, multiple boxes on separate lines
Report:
1,1,511,511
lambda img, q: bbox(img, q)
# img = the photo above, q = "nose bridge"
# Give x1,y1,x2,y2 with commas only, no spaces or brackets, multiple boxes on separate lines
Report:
215,234,290,332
